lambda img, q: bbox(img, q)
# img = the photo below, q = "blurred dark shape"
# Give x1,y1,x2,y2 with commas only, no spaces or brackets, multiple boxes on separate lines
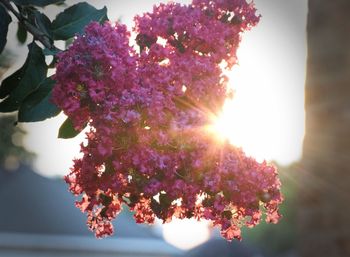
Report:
185,238,263,257
0,165,182,257
300,0,350,256
0,115,35,171
0,165,158,238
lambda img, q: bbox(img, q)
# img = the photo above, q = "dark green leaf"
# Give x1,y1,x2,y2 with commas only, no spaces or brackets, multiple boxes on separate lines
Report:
0,42,47,112
12,0,65,7
16,22,28,44
18,77,61,122
51,2,108,40
0,64,26,99
58,117,84,139
43,47,61,56
33,11,53,39
0,4,12,54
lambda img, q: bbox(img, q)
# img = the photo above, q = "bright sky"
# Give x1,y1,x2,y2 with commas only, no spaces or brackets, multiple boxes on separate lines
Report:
18,0,308,250
213,0,308,165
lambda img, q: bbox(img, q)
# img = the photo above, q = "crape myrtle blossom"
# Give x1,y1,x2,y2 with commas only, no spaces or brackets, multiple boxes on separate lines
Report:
52,0,283,241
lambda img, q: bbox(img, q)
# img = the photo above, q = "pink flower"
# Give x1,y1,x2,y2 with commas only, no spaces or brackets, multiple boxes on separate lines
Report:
53,0,282,241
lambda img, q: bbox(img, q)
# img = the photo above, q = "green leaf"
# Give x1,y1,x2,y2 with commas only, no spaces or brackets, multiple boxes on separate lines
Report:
33,11,53,39
58,117,84,139
0,42,47,112
18,77,61,122
16,22,28,44
65,37,74,48
43,47,62,56
0,4,12,54
51,2,108,40
12,0,65,7
0,64,26,99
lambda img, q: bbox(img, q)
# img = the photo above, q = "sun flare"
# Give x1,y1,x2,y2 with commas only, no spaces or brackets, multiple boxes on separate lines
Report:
210,36,306,165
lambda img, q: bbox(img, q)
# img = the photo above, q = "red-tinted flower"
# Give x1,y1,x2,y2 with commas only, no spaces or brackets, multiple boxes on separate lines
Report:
53,0,282,241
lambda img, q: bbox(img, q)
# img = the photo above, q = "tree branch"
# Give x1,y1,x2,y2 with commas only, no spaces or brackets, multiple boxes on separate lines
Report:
0,0,55,50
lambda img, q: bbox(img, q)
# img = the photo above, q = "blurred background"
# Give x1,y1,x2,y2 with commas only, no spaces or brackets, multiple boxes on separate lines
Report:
1,0,349,257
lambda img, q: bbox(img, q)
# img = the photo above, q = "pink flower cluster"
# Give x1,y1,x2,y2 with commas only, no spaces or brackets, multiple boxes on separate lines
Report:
52,0,282,241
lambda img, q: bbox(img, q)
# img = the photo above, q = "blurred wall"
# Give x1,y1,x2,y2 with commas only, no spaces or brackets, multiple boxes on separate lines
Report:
300,0,350,256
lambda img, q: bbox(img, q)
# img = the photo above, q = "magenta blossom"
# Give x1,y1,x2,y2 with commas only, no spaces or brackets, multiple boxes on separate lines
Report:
52,0,282,241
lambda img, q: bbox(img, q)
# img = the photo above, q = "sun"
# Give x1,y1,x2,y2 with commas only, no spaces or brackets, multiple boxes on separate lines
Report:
211,35,305,165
